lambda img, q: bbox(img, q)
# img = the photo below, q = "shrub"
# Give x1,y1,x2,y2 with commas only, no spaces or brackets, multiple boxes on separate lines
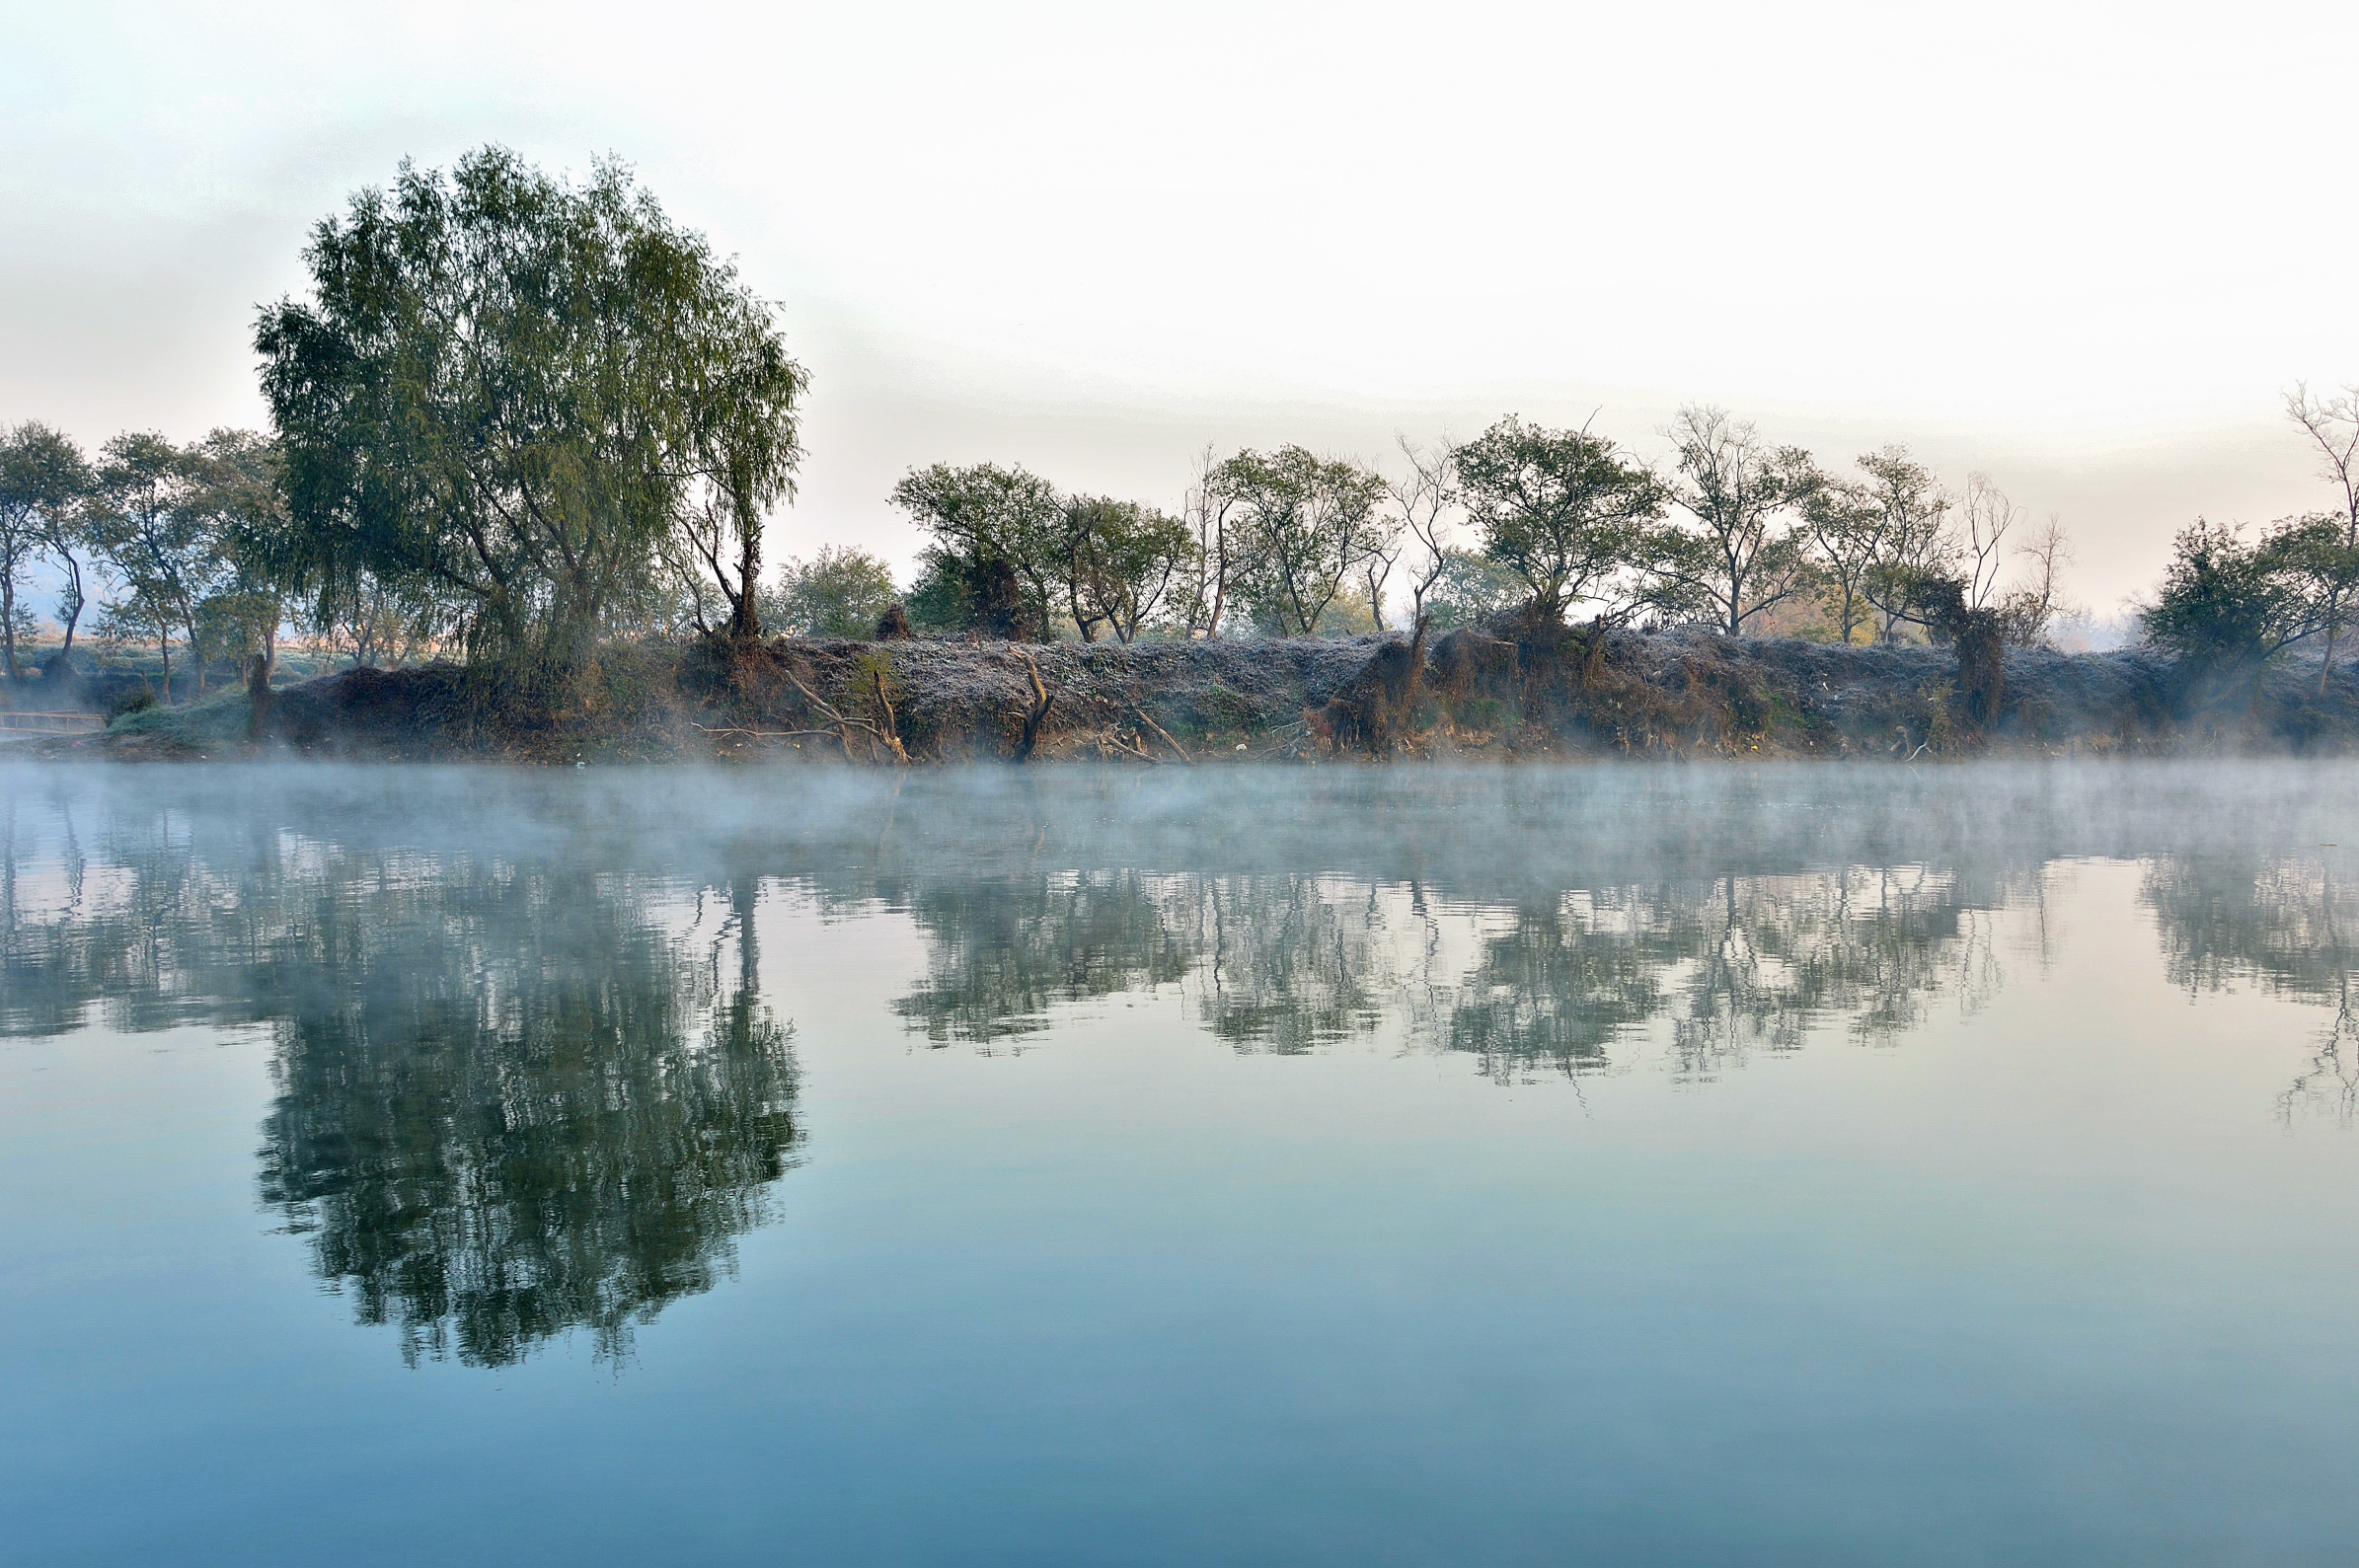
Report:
105,686,159,723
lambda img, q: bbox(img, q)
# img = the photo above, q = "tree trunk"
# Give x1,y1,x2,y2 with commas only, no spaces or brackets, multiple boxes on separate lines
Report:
57,571,81,662
247,651,273,743
729,526,762,639
2,575,18,682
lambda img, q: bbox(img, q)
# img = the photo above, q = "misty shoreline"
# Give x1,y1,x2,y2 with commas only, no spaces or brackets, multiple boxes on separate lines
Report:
17,625,2358,766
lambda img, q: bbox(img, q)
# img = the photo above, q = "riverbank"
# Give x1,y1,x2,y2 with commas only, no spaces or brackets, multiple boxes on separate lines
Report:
20,625,2357,764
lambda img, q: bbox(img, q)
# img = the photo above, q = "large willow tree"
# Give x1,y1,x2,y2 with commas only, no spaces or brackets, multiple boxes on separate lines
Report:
255,147,807,669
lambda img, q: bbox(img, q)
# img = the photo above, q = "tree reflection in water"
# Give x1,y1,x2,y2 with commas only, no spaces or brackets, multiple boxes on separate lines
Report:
2143,851,2359,1125
256,872,799,1367
12,764,2359,1366
882,864,2024,1083
0,791,801,1367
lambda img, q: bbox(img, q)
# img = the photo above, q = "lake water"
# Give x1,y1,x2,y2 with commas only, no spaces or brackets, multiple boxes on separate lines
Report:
5,761,2359,1565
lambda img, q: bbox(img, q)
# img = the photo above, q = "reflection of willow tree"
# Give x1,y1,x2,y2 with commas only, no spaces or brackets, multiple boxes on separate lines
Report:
2144,854,2359,1124
876,860,2011,1081
1,797,802,1367
259,871,800,1366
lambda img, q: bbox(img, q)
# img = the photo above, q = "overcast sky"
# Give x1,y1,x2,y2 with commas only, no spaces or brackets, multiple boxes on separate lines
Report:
5,0,2355,611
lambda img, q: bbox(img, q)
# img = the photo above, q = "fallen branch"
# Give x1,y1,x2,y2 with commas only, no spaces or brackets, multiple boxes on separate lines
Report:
692,721,838,742
871,666,910,765
784,667,893,763
1099,728,1158,765
1012,652,1053,763
1133,706,1191,764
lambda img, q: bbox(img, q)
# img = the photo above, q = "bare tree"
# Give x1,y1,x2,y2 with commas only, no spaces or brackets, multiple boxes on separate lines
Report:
1646,406,1815,635
1954,473,2020,611
2001,512,2077,645
2286,383,2359,692
1385,435,1460,632
1358,525,1404,631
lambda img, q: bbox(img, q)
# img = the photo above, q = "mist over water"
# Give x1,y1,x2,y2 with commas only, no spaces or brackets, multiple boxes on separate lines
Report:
6,760,2359,1563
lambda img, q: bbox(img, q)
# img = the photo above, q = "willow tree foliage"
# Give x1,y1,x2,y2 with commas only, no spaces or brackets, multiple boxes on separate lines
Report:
255,148,807,669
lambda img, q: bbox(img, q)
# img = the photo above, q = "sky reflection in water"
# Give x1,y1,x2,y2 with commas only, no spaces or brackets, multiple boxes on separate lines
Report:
4,762,2358,1565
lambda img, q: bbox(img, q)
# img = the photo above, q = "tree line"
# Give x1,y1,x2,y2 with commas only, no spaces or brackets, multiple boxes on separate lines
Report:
4,145,2356,705
860,410,2082,655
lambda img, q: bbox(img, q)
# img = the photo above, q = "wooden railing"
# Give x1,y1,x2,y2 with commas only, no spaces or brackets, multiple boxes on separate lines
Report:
0,711,105,735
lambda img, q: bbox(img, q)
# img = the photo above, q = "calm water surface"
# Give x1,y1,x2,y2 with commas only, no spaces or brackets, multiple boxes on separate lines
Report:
5,761,2359,1565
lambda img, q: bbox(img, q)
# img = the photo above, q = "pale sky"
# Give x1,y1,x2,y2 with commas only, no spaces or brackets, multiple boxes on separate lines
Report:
5,0,2355,612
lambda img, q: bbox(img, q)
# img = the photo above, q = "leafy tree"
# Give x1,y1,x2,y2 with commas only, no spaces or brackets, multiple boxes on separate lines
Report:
669,333,812,640
1855,446,1951,640
2257,513,2359,679
889,463,1065,639
772,545,900,638
85,432,234,698
2139,520,2320,679
1061,496,1194,642
1452,415,1665,626
0,421,91,681
1800,471,1883,644
902,549,981,635
1421,548,1525,629
1644,406,1815,635
193,429,298,675
1177,446,1261,638
327,574,435,668
1217,446,1388,635
254,147,807,673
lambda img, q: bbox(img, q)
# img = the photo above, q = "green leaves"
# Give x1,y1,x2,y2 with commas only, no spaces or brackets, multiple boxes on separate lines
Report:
2140,520,2320,675
1212,446,1388,636
1062,496,1194,643
1452,416,1665,625
774,546,900,639
255,147,806,670
890,463,1066,639
0,420,94,678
